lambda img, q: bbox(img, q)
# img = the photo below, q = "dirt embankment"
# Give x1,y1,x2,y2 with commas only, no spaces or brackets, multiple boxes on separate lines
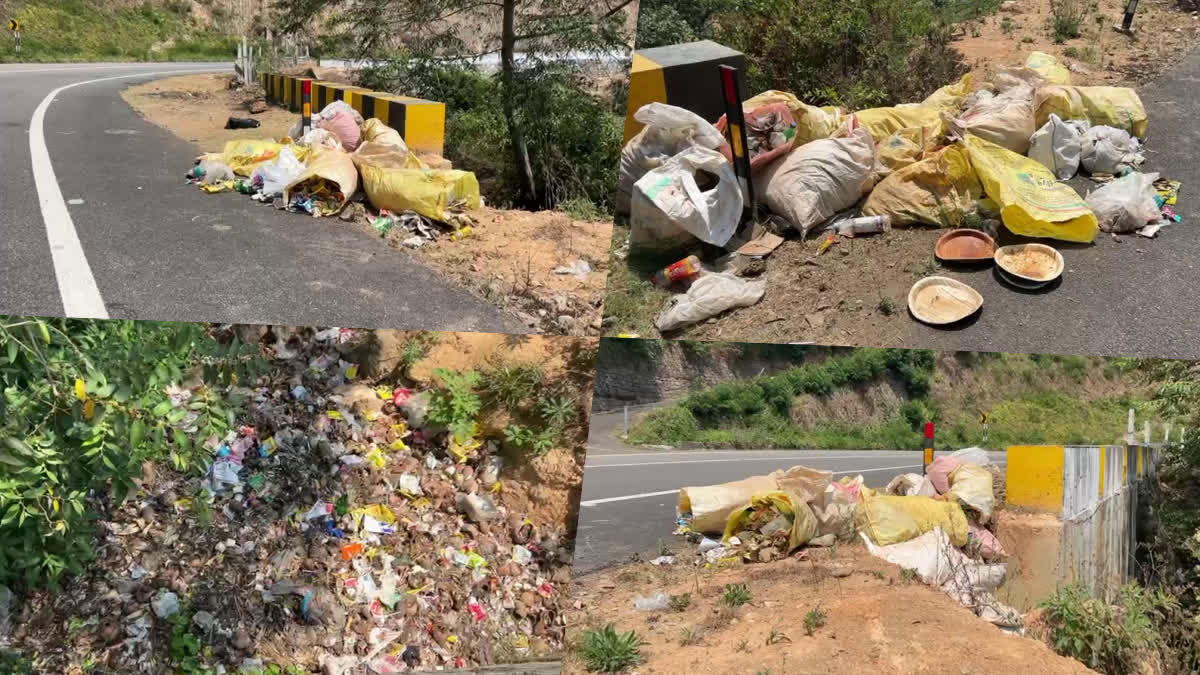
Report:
121,73,611,336
565,542,1096,675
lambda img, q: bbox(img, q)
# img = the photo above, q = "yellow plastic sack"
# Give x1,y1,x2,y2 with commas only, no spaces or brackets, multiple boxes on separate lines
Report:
361,118,408,151
723,491,818,552
846,105,945,148
854,491,968,547
863,145,982,226
921,74,972,114
678,465,831,534
877,128,927,171
353,141,428,171
359,164,481,222
963,134,1098,243
945,463,995,524
1025,52,1071,85
743,90,846,145
283,148,359,215
214,140,312,177
1035,85,1148,138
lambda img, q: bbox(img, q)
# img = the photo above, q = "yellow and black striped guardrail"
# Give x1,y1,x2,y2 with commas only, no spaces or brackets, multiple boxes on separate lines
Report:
263,73,446,156
624,39,747,144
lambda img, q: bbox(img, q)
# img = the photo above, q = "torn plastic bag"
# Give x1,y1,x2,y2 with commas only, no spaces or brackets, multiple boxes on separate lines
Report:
862,145,982,227
742,90,846,144
963,134,1098,243
968,522,1008,561
854,490,968,547
299,127,344,152
944,462,995,524
656,272,765,333
1028,114,1089,179
862,527,1020,626
677,465,831,534
618,103,729,216
1086,171,1162,234
886,473,937,497
630,145,742,253
209,140,314,177
283,148,359,216
1035,85,1148,138
947,85,1036,154
1081,126,1144,175
714,102,798,172
755,126,880,237
723,491,818,552
255,146,306,198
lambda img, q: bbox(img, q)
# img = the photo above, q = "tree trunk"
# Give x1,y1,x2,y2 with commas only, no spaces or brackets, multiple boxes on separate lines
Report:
500,0,538,207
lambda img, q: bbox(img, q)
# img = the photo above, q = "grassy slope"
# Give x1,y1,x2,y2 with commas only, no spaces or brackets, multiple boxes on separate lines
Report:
628,351,1158,450
0,0,239,63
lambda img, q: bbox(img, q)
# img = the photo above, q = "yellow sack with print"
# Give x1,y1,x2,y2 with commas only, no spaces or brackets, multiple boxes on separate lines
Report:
854,491,968,547
921,74,973,114
360,164,481,222
863,144,982,226
963,134,1098,243
744,90,846,145
722,491,818,552
213,140,313,177
1025,52,1071,85
1034,85,1148,138
877,127,928,171
845,105,945,148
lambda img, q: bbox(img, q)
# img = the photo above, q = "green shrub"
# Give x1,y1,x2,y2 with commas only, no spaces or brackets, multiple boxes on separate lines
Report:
579,624,647,672
0,318,260,589
1041,583,1171,673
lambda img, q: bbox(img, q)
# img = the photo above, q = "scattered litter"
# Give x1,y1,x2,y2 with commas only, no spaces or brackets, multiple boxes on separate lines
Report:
656,272,766,332
649,555,675,566
651,255,703,287
225,116,261,129
1087,171,1161,234
151,590,180,619
633,592,671,611
554,260,592,279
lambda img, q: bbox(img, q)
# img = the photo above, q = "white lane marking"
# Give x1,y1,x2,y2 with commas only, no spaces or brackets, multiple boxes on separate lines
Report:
587,453,918,468
30,69,204,317
578,463,1004,506
580,490,681,507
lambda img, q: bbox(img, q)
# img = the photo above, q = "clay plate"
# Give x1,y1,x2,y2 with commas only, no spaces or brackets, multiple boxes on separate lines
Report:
935,229,997,262
908,276,984,325
994,243,1064,286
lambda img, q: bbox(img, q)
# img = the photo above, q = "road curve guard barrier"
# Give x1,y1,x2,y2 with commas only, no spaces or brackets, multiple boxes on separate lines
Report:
624,40,747,145
263,73,446,156
1001,444,1160,607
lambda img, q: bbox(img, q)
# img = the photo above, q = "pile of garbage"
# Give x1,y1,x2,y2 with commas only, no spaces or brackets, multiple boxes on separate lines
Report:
618,51,1177,331
188,101,481,249
6,326,572,674
670,448,1018,628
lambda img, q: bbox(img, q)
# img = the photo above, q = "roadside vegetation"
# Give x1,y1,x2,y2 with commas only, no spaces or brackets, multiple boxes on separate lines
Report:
620,345,1158,449
0,1,243,63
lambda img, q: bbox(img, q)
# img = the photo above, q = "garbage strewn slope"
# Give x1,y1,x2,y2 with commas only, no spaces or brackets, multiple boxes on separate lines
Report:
4,327,591,674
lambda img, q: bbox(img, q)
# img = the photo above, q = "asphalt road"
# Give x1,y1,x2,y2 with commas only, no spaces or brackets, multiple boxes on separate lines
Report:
0,62,524,332
897,48,1200,360
573,410,1007,575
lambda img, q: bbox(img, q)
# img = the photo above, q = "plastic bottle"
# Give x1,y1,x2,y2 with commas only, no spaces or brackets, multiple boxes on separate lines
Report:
835,215,891,237
651,255,702,286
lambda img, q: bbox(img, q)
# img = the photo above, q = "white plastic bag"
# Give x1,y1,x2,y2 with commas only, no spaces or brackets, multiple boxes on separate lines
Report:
1081,126,1144,175
656,272,765,332
754,126,879,237
630,145,742,252
885,473,937,497
314,100,364,126
947,85,1035,154
1086,171,1161,233
1028,114,1089,179
256,146,306,197
618,103,728,216
949,447,991,467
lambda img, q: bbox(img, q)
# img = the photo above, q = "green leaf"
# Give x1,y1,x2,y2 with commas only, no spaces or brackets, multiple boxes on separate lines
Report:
130,419,146,449
37,320,50,344
6,340,16,364
152,400,172,417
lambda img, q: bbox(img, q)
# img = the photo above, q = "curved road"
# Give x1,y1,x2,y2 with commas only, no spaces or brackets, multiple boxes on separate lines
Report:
0,62,524,332
574,409,1007,575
